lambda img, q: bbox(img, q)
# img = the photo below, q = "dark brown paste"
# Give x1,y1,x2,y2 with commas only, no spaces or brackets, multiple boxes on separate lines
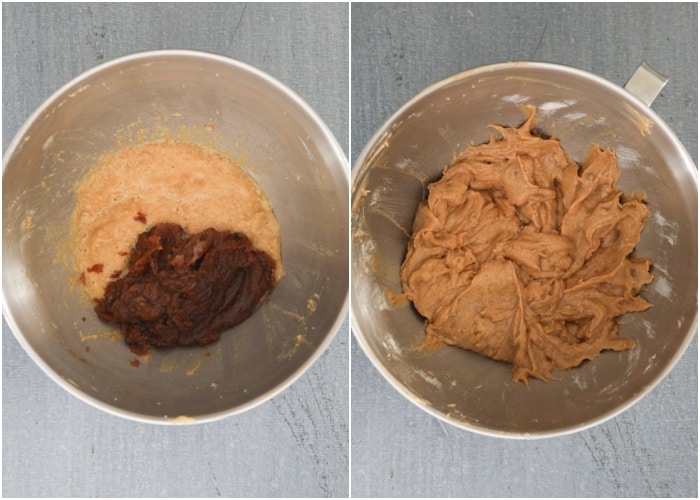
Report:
94,223,277,355
87,263,104,273
133,211,147,224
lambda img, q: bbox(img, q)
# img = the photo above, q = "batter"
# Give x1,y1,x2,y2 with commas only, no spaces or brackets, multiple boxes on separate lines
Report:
72,142,282,299
400,109,653,384
71,142,282,352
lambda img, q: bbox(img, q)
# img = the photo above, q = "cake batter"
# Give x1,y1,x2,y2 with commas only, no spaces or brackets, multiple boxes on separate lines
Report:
400,110,653,384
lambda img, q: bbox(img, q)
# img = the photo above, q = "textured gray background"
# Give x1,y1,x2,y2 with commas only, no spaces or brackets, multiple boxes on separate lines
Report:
351,2,697,498
3,3,348,497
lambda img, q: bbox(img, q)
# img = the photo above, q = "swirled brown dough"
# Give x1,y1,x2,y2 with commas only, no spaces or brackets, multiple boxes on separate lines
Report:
400,110,653,384
95,223,277,355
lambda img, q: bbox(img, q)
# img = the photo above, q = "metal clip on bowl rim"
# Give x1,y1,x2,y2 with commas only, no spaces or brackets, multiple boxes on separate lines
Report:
624,61,668,107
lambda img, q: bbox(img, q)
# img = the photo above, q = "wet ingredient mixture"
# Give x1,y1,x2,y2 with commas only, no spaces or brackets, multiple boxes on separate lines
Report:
400,109,653,384
72,142,282,353
72,142,282,300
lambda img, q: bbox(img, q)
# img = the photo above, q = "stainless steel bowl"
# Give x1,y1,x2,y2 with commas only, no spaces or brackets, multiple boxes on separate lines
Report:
351,62,697,438
3,50,348,423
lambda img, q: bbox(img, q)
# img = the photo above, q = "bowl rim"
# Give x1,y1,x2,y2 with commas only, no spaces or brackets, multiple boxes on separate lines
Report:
2,48,350,425
350,60,698,439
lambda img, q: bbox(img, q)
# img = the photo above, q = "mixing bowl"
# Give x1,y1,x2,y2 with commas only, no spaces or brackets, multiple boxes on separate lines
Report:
3,50,348,423
351,61,697,438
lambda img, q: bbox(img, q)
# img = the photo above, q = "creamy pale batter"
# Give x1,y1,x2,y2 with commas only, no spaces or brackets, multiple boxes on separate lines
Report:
72,142,282,300
400,109,653,384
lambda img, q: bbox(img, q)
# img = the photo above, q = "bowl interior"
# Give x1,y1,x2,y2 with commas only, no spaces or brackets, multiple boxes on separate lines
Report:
3,51,348,422
351,63,697,437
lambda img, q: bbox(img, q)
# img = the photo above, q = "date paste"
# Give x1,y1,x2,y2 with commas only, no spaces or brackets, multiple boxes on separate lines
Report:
95,223,276,355
400,109,653,384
